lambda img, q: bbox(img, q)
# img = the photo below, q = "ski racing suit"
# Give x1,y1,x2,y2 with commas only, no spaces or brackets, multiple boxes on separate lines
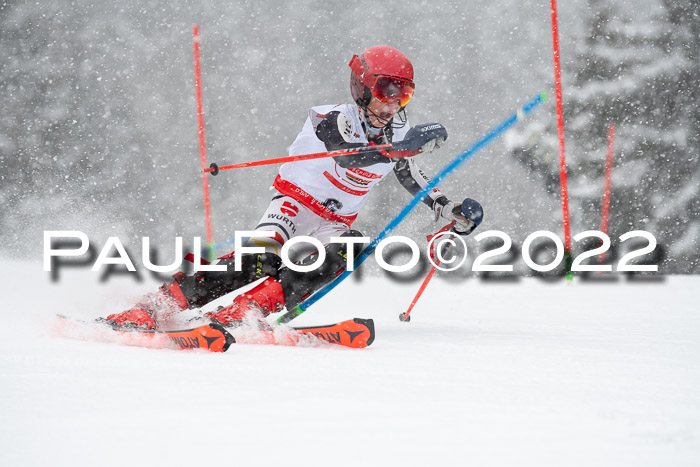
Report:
246,103,449,260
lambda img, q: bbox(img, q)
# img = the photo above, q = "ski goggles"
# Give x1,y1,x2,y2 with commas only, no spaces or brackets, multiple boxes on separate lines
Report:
371,76,415,107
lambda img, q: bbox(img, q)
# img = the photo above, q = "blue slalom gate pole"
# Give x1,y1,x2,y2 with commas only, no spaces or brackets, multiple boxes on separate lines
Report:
277,92,547,324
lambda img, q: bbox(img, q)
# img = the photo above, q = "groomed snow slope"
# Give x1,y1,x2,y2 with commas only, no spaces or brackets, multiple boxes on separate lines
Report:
1,262,699,467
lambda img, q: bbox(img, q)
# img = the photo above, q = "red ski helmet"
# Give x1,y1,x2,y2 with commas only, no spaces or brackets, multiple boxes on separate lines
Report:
349,46,415,109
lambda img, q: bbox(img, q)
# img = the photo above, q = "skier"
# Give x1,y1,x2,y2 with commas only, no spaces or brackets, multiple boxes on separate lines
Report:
105,45,481,330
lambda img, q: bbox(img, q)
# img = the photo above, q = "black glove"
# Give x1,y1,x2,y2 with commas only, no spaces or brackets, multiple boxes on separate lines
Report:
393,123,448,153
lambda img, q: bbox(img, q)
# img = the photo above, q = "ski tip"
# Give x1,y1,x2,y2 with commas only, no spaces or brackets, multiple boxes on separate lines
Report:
353,318,375,347
207,322,236,352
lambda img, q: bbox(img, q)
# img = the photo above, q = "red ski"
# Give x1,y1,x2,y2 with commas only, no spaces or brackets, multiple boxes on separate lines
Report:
231,318,375,349
54,315,374,351
54,315,235,352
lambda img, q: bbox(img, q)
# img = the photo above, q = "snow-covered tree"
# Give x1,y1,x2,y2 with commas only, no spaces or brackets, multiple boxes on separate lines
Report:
507,0,699,273
0,3,154,248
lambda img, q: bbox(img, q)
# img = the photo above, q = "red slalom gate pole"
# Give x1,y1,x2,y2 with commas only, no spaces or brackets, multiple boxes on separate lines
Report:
399,221,455,323
203,144,393,175
599,123,616,267
550,0,573,279
193,25,215,261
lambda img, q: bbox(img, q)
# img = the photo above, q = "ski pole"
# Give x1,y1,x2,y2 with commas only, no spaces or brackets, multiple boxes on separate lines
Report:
398,221,455,323
277,91,547,324
204,144,393,175
400,198,483,322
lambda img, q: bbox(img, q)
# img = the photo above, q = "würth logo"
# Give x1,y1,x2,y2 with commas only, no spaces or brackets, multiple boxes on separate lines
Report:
280,201,300,217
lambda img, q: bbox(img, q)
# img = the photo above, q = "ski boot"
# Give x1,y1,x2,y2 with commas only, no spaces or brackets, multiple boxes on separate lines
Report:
204,277,286,327
105,281,188,330
106,252,283,330
205,230,366,327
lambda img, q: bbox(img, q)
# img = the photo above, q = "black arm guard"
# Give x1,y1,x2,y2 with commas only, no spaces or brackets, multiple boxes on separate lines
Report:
393,158,446,209
315,111,391,168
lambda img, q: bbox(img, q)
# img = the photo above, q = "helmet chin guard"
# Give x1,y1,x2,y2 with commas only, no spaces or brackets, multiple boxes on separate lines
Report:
364,105,408,130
